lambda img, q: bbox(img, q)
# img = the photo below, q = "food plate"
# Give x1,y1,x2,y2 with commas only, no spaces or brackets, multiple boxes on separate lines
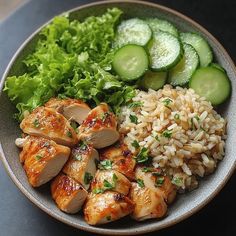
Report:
0,0,235,235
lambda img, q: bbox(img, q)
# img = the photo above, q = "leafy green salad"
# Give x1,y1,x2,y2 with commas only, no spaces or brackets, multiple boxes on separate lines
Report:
4,8,231,121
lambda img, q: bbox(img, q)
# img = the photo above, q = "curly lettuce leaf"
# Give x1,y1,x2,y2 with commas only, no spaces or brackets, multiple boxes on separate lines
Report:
4,8,135,121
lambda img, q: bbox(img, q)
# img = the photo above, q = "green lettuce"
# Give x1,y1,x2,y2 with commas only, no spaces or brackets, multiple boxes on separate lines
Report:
4,8,135,120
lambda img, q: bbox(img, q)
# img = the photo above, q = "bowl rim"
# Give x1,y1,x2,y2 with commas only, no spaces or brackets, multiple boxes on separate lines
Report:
0,0,236,235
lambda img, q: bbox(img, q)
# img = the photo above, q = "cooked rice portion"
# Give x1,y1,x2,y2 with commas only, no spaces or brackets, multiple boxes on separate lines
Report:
119,85,226,191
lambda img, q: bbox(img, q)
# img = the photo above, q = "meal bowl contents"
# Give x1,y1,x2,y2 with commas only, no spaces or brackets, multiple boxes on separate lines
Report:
3,6,231,227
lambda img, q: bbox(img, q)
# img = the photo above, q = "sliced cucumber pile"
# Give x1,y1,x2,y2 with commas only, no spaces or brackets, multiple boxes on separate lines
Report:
146,18,179,37
111,17,230,105
115,18,152,48
147,31,183,71
112,44,149,81
180,32,213,67
168,43,199,86
189,67,231,105
139,71,167,90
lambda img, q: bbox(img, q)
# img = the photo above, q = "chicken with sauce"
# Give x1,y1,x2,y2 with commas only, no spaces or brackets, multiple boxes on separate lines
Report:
19,136,70,187
78,103,119,149
20,106,78,147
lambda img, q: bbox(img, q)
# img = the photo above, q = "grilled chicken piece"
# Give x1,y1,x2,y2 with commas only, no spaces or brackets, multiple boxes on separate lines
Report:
20,136,70,187
135,167,176,204
84,191,134,225
63,141,99,190
99,143,136,180
45,98,91,124
91,170,131,195
129,182,167,221
51,174,88,214
20,106,78,147
78,103,119,149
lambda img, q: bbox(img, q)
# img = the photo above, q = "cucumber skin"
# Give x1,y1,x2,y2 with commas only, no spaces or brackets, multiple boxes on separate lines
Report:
147,32,184,72
112,44,149,81
189,67,231,105
180,32,213,67
168,43,200,86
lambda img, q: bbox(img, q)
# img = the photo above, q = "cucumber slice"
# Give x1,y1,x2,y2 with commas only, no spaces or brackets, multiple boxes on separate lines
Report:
147,31,183,71
189,66,231,105
210,63,226,73
180,32,213,67
115,18,152,48
168,43,199,86
146,18,179,37
139,71,167,90
112,44,149,81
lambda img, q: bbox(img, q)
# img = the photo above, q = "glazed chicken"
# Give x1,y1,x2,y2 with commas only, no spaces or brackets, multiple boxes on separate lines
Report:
19,136,70,187
99,143,136,180
129,182,167,221
91,170,131,196
20,106,78,147
63,141,99,190
84,191,134,225
78,103,119,149
45,98,91,124
135,167,176,204
51,174,88,214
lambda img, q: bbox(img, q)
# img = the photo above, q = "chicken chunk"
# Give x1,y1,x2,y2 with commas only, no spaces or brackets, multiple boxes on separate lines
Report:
91,170,131,195
84,191,134,225
45,98,91,124
78,103,119,149
135,167,176,204
20,136,70,187
20,106,78,147
129,182,167,221
63,141,99,190
51,174,88,214
99,143,136,180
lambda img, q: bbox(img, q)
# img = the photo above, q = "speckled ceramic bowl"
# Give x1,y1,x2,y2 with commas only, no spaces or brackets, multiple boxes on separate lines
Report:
0,0,235,235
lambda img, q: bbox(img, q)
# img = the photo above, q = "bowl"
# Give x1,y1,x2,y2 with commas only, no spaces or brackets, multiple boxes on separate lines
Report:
0,0,236,235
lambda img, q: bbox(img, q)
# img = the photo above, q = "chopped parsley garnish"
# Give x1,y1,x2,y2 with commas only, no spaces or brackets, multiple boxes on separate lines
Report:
101,112,110,122
93,174,118,194
131,140,140,149
35,155,42,161
74,154,82,161
129,114,138,124
142,167,155,173
155,177,165,187
70,121,78,132
66,130,72,138
174,113,180,120
128,101,143,108
135,147,150,164
84,172,93,185
33,119,40,128
171,177,183,187
162,129,172,138
78,140,88,151
162,98,172,108
137,179,145,188
98,160,113,170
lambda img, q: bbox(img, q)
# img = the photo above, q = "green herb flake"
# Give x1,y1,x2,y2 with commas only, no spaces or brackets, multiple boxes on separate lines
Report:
98,160,113,170
128,101,143,109
84,172,93,185
70,121,78,131
35,155,42,161
74,154,82,161
66,130,72,138
162,129,172,138
131,140,140,149
78,140,88,151
155,177,165,187
92,188,104,194
194,115,200,121
101,112,110,122
33,119,40,128
137,179,145,188
142,167,155,173
162,98,172,108
103,179,113,189
174,113,180,120
106,215,112,221
135,147,150,164
171,177,183,187
129,114,138,124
